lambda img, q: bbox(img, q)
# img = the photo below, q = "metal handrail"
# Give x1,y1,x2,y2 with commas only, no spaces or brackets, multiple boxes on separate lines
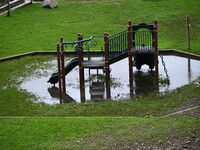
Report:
108,29,128,60
61,36,93,45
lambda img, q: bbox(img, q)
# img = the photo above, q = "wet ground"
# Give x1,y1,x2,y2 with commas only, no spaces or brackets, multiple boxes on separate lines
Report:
20,55,200,104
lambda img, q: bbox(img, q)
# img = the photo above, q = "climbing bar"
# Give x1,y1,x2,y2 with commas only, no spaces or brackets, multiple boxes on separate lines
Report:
62,36,100,51
62,36,93,45
83,35,105,38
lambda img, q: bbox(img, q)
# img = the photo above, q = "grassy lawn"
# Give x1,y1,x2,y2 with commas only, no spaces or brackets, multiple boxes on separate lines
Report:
1,117,199,149
0,0,200,58
0,0,200,149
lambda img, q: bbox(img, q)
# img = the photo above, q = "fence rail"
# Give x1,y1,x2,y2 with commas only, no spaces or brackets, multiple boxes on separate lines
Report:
0,0,32,16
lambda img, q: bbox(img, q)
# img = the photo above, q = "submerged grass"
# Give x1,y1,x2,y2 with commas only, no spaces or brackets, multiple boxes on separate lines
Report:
0,0,200,58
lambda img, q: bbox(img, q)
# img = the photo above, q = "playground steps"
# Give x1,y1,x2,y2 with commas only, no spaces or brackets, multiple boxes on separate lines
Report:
82,60,105,69
90,82,105,100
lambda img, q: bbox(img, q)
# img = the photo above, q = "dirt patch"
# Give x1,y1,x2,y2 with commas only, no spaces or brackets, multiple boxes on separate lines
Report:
66,107,200,150
69,130,200,150
132,137,200,150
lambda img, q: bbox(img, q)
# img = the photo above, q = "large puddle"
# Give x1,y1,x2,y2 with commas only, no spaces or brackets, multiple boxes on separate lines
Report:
20,55,200,104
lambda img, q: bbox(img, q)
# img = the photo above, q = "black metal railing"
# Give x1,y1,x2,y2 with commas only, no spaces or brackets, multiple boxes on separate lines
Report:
108,29,128,60
132,30,154,53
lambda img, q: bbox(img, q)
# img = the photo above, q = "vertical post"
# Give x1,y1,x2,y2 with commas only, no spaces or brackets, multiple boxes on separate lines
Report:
128,20,133,93
78,33,85,102
154,20,159,86
186,16,191,50
104,33,111,99
7,0,10,17
57,44,62,100
60,37,66,93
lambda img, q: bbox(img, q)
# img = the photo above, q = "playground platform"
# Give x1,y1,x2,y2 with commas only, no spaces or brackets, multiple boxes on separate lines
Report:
82,60,106,69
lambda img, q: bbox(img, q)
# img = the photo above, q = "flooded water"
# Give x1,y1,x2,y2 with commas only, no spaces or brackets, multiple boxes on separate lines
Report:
20,55,200,104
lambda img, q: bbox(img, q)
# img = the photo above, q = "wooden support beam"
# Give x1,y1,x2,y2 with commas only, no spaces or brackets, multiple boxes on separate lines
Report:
57,43,62,100
104,33,111,99
154,20,159,86
60,37,66,94
78,33,85,102
128,20,133,92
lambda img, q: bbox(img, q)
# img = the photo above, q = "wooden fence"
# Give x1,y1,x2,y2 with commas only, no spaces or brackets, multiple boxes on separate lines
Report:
0,0,32,16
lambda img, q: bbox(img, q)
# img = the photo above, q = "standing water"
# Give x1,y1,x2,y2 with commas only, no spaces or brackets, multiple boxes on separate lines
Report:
20,55,200,104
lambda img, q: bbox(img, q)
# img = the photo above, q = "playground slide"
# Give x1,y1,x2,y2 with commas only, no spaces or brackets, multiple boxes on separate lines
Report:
48,58,79,84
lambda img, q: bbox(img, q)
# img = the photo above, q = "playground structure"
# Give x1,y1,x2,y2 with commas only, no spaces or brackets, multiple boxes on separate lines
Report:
48,20,159,102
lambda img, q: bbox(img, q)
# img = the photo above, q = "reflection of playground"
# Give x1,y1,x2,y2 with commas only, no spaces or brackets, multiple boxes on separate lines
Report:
90,81,105,101
88,70,158,101
47,86,75,103
133,70,158,95
88,69,158,101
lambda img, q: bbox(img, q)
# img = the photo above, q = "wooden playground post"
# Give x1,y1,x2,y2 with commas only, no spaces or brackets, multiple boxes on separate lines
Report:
78,33,85,102
154,20,159,86
7,0,10,16
127,20,133,91
186,16,191,50
104,32,111,99
60,37,66,93
57,44,62,100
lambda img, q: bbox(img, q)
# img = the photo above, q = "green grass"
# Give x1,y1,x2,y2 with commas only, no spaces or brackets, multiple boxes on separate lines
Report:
0,117,199,149
0,1,200,149
0,0,200,58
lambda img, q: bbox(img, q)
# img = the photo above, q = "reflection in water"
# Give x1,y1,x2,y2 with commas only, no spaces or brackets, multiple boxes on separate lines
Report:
89,81,105,102
20,55,200,104
188,58,191,82
133,70,158,96
48,86,75,103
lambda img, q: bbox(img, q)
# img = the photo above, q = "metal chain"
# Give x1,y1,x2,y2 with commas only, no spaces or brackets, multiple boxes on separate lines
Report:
158,49,170,84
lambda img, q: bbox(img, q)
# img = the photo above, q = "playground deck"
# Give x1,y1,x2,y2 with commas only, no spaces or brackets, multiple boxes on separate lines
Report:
82,60,106,69
132,46,154,54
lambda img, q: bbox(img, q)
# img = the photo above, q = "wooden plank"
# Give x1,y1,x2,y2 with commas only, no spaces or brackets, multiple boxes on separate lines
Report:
82,60,105,69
